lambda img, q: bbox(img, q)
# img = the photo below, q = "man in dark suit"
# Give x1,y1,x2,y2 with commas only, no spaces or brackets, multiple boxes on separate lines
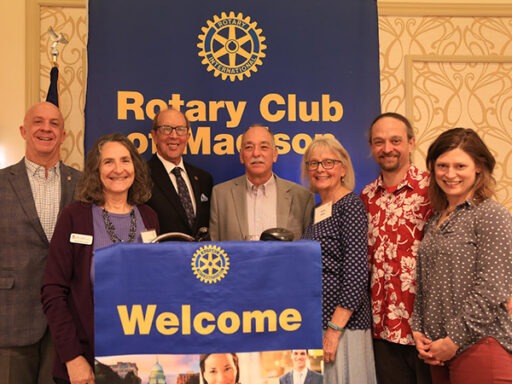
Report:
209,125,314,241
146,108,213,238
280,350,323,384
0,102,81,384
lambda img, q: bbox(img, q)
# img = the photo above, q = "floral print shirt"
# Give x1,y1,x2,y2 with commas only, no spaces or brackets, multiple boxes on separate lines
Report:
361,164,431,345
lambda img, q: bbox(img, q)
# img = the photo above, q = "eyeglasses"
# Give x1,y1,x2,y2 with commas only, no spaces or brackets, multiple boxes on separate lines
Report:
305,159,342,170
156,125,189,136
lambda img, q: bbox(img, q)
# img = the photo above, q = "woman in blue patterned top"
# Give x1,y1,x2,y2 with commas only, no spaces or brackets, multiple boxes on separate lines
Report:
301,137,376,383
412,128,512,383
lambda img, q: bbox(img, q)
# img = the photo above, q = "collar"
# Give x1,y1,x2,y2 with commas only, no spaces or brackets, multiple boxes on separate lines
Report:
157,153,185,175
245,173,276,194
436,199,473,217
24,157,60,177
376,163,422,193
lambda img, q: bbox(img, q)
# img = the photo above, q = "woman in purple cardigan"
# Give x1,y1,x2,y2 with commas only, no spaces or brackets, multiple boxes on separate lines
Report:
42,133,159,384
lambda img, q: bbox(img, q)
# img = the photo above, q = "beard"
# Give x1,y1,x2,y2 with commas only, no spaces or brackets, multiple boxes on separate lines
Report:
377,154,401,172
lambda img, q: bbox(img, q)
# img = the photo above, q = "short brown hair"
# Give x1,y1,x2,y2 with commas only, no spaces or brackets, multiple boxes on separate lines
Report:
75,133,152,205
369,112,415,143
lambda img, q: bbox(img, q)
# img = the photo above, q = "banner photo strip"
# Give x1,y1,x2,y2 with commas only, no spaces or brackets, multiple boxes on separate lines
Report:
94,241,323,382
86,0,381,192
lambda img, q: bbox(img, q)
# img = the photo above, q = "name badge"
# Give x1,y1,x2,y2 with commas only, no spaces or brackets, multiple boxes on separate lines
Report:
70,233,93,245
141,229,158,243
314,201,332,224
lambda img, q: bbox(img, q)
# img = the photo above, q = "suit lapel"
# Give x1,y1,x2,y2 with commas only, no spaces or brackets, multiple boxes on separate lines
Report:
184,163,201,207
9,160,48,244
59,162,77,210
275,176,292,228
231,177,248,238
150,155,190,226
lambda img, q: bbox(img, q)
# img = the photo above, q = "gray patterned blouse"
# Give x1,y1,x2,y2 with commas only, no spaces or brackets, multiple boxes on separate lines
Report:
412,199,512,353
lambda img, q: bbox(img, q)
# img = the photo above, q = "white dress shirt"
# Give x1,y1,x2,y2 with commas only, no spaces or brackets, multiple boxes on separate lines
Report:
156,153,196,214
293,369,307,384
245,174,277,239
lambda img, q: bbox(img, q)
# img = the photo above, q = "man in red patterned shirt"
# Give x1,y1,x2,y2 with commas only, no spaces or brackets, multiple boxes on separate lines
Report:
361,112,432,384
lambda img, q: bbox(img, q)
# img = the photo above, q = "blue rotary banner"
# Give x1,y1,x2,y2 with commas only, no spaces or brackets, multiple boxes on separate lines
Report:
94,241,322,357
86,0,380,192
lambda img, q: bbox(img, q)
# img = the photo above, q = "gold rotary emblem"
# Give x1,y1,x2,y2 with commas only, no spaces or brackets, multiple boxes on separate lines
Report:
197,11,267,82
191,245,230,284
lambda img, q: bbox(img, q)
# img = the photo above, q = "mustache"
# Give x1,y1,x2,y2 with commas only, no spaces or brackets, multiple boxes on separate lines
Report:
250,157,265,164
379,153,399,158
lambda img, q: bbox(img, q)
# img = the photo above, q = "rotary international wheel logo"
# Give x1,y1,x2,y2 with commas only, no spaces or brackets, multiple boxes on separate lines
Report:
197,11,267,82
191,245,230,284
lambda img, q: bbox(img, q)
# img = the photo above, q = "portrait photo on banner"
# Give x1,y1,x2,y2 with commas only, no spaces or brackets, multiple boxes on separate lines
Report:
94,241,323,384
96,350,324,384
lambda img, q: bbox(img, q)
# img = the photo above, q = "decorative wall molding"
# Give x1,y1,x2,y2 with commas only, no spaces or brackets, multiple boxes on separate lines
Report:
379,12,512,210
26,0,86,108
26,0,87,169
378,2,512,17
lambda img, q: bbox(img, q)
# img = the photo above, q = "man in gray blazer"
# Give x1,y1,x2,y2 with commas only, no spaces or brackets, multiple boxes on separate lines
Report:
0,102,81,384
279,350,323,384
209,125,314,241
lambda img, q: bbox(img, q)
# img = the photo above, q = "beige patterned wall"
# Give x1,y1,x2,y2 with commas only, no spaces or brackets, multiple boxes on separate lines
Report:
40,5,87,171
378,7,512,211
29,2,512,210
27,0,87,171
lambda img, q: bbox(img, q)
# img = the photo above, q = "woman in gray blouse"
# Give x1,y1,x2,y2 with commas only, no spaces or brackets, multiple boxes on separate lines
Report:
411,128,512,384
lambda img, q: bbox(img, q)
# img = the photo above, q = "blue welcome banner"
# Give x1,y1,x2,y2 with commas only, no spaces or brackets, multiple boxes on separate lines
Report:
86,0,380,192
94,241,322,357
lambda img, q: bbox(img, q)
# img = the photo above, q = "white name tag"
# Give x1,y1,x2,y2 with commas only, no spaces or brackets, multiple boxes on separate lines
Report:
141,229,157,243
314,201,333,224
70,233,93,245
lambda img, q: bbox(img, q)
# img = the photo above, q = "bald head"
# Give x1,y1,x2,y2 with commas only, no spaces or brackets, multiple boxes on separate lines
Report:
23,102,63,126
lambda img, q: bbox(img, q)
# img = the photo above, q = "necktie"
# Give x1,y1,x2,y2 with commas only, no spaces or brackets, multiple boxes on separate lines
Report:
171,167,195,228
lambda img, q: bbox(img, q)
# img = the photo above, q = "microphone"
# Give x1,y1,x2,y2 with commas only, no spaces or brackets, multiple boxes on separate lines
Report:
195,227,210,241
259,227,294,241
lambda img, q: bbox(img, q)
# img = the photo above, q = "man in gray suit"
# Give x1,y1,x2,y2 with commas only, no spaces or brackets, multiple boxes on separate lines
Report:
0,102,81,384
280,350,323,384
209,124,314,241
